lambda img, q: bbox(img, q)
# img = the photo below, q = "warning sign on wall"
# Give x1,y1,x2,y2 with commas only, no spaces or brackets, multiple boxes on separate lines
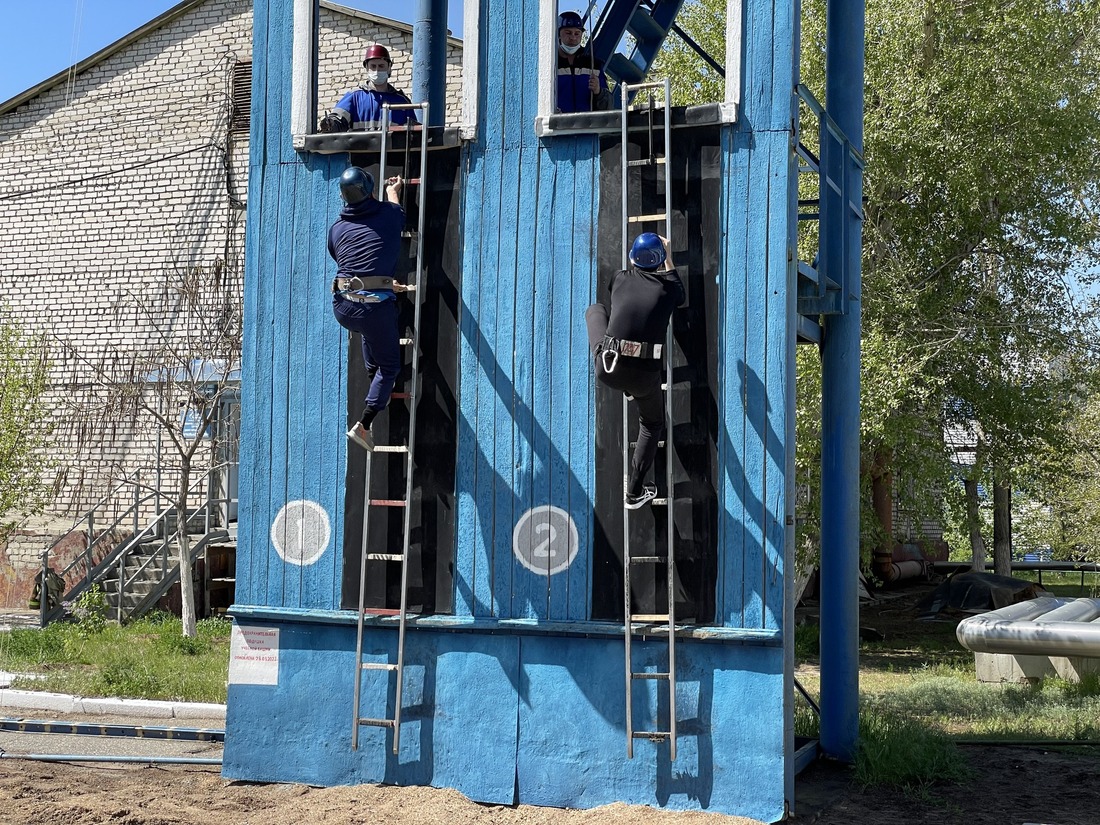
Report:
229,625,280,685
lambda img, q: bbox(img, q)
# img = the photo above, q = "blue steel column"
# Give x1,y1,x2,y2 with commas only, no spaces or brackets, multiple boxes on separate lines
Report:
818,0,864,761
412,0,448,127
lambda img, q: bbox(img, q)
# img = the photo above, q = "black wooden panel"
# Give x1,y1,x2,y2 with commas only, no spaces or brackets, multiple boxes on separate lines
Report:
340,144,462,613
592,124,720,624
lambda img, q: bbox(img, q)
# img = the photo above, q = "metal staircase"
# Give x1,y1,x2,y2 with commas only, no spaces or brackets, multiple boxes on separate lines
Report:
589,1,689,94
794,83,864,344
41,463,236,625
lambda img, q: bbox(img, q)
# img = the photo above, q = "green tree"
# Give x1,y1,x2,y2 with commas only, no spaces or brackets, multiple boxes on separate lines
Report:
658,0,1100,558
0,311,51,540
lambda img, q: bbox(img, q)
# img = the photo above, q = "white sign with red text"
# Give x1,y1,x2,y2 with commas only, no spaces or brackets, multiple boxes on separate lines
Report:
229,625,280,685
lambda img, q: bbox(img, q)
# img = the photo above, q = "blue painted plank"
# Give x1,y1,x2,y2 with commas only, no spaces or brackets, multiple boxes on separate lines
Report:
262,0,287,168
762,134,794,631
454,145,484,618
283,168,310,608
266,167,297,607
510,145,537,618
743,0,778,130
302,159,339,610
740,126,773,631
481,0,507,152
473,147,503,617
237,164,265,606
568,147,598,622
491,142,520,620
718,126,751,628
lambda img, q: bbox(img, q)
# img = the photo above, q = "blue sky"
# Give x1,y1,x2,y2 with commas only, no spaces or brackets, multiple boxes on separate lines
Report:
0,1,465,105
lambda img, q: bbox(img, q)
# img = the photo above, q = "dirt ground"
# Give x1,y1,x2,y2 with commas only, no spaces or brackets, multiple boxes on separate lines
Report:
0,744,1097,825
2,582,1098,824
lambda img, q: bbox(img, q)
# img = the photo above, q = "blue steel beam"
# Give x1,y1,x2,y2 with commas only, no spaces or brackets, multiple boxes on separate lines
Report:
412,0,448,127
818,0,865,763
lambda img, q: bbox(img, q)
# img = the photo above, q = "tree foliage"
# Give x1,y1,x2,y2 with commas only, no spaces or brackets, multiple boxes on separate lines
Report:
657,0,1100,555
0,311,51,539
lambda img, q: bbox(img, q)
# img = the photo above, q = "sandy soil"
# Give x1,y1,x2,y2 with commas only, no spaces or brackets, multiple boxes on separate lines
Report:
0,761,761,825
1,745,1098,825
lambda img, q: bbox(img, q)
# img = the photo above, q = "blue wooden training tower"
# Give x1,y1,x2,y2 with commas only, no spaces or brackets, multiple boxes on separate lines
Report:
223,0,864,820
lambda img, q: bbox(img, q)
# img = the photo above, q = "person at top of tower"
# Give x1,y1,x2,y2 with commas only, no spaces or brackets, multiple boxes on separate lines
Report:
585,233,685,509
319,44,417,132
556,10,610,114
329,166,408,451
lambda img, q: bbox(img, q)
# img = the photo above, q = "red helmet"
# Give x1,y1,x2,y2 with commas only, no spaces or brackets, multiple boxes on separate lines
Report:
363,44,392,67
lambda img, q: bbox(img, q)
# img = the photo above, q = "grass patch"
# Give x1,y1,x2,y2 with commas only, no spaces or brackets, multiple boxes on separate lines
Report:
0,615,231,703
855,710,971,791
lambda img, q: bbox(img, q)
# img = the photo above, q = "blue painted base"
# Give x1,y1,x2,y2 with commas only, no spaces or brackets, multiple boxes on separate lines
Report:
223,618,788,821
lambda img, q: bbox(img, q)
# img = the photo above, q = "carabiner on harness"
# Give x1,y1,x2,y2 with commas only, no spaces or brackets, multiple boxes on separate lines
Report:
601,347,619,374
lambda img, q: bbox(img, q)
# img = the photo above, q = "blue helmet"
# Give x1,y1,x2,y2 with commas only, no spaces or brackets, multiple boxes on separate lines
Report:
558,10,584,30
629,233,666,270
339,167,374,204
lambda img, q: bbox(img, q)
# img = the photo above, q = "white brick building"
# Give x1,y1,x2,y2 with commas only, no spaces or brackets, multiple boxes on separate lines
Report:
0,0,463,604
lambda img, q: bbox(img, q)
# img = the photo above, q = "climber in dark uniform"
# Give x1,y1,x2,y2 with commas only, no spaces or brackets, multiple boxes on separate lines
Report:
319,44,416,132
329,166,408,451
586,233,685,508
556,10,610,113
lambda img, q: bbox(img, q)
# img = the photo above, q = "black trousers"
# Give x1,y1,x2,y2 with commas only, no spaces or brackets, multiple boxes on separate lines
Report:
585,304,665,497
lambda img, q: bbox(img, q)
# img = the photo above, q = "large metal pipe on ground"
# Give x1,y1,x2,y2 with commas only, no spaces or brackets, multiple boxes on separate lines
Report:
956,597,1100,659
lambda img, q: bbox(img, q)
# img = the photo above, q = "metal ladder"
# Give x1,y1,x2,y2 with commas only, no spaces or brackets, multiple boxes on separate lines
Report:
351,101,429,755
619,79,677,760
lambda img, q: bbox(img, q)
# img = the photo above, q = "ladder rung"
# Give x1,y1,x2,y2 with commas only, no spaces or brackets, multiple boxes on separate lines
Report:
358,718,396,729
631,672,670,681
630,613,671,622
650,497,669,506
627,157,667,167
372,445,408,453
360,662,399,671
627,213,667,223
369,499,407,508
366,553,404,561
398,338,414,345
390,392,412,400
629,440,666,448
630,555,665,564
406,178,421,185
632,731,672,741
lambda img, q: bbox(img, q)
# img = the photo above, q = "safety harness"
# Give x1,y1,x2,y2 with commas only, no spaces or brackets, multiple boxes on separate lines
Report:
332,275,396,303
598,336,662,374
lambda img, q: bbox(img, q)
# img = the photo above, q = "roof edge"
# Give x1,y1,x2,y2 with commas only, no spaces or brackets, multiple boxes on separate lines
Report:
0,0,207,117
0,0,462,119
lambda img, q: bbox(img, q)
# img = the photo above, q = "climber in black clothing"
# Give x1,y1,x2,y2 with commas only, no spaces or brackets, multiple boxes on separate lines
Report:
585,233,685,509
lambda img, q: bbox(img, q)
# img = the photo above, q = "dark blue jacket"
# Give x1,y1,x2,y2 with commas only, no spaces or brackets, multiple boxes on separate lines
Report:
328,199,406,298
556,50,610,113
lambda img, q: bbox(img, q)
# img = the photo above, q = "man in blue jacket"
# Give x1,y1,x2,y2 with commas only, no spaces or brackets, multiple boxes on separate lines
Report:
556,11,610,114
320,44,416,132
329,167,408,451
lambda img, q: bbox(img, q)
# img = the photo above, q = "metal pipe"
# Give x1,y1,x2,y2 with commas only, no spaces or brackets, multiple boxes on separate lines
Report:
412,0,447,127
957,598,1100,658
819,0,865,764
0,754,221,765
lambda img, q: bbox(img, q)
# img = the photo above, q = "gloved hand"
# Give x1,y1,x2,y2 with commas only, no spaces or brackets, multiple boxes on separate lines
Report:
318,114,346,133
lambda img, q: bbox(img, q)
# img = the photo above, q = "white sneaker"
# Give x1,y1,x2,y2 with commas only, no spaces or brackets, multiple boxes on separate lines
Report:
625,484,657,510
346,422,374,451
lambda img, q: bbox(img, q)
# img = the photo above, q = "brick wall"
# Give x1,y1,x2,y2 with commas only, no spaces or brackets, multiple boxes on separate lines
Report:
0,0,464,598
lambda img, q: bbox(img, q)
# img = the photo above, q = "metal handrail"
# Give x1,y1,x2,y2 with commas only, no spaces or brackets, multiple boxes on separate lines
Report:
48,462,236,624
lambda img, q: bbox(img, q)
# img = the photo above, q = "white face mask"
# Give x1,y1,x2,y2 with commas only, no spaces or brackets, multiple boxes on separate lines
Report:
367,69,390,86
559,41,582,55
